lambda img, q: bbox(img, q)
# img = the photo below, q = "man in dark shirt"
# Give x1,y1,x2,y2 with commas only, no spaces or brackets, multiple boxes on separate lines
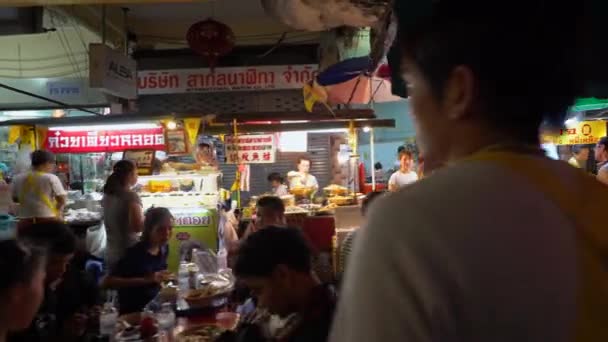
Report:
219,226,336,342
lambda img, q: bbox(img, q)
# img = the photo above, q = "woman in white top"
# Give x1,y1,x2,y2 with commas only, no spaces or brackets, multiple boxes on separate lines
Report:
388,150,419,191
103,160,143,270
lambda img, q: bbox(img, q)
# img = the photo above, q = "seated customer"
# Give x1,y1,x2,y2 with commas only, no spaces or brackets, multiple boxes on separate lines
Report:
0,239,47,341
243,196,287,239
10,221,89,342
220,227,336,342
102,207,173,314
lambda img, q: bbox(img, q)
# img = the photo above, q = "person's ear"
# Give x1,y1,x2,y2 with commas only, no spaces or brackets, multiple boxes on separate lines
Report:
443,65,476,120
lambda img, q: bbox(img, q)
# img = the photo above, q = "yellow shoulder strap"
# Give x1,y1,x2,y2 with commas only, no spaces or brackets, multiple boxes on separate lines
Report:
466,151,608,341
19,172,58,217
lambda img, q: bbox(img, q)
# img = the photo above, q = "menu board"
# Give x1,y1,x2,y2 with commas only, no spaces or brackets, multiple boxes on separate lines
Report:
123,149,155,175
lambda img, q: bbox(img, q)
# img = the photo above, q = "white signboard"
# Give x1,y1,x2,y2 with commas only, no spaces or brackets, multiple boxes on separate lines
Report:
89,43,137,99
225,134,276,164
138,65,318,95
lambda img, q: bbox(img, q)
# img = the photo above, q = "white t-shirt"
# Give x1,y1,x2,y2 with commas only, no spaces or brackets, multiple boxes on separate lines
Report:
597,163,608,185
388,170,418,188
330,157,578,342
11,172,67,218
288,172,319,189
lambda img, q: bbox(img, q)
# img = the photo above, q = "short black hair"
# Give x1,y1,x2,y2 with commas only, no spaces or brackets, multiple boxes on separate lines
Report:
31,150,55,167
398,0,577,143
572,145,589,155
0,239,46,292
198,142,211,149
20,221,77,255
297,157,311,165
256,196,285,214
598,137,608,149
374,162,382,170
397,146,405,154
234,226,312,277
399,150,413,160
267,172,284,183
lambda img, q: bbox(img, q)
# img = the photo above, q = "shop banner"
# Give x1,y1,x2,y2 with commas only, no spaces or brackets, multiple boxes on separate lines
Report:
543,120,607,145
44,128,165,153
137,64,318,95
89,43,137,99
225,134,276,164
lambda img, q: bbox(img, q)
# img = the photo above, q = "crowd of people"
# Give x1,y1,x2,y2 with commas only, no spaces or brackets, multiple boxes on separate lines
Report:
5,0,608,341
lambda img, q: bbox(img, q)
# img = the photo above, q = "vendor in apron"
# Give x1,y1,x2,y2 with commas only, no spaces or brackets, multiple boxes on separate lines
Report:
11,150,67,233
287,157,319,190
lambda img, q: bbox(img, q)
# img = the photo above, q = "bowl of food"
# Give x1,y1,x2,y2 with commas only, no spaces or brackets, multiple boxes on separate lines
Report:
323,184,349,197
289,186,315,198
179,179,195,192
176,324,222,342
183,273,234,308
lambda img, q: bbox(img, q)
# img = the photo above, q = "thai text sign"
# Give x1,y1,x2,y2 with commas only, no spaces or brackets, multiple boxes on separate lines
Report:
543,121,607,145
225,134,276,164
138,64,318,95
44,128,165,153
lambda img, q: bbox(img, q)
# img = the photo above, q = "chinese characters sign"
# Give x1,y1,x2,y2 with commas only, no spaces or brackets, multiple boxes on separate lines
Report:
543,121,607,145
44,128,165,153
225,134,276,164
138,65,318,95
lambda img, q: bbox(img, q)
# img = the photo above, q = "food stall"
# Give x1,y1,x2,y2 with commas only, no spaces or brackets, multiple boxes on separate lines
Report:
541,119,607,172
1,116,223,272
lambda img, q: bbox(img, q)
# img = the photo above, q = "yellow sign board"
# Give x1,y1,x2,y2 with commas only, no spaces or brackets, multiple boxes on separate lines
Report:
543,121,607,145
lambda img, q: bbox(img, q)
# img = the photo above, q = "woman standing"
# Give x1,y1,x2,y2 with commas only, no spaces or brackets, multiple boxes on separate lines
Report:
102,160,143,271
102,207,173,314
0,239,46,342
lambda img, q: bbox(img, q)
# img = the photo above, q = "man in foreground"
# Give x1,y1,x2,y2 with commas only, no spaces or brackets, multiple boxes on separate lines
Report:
220,227,335,342
595,136,608,184
10,221,99,342
330,1,608,341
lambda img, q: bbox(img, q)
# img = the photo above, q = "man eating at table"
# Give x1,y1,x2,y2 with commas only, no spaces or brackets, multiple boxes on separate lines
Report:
218,227,336,342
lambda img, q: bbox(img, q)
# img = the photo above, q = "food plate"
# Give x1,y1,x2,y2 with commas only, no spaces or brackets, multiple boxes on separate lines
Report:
182,272,235,308
176,325,222,342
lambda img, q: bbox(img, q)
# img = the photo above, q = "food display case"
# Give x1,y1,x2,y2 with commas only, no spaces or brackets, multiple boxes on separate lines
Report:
136,172,222,272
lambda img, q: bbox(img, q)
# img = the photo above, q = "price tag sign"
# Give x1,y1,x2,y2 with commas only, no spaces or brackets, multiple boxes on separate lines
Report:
123,149,155,175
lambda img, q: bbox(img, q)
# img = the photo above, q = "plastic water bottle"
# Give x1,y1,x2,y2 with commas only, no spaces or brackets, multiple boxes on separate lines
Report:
217,248,228,270
99,302,118,337
156,302,176,331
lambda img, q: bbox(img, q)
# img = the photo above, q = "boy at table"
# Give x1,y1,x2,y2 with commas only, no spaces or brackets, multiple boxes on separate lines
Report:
219,227,336,342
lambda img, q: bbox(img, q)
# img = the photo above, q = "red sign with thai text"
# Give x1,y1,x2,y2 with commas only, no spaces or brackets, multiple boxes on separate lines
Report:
44,128,165,153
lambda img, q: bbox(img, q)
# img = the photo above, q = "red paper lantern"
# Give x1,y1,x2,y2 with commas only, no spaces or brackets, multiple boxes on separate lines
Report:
186,19,235,69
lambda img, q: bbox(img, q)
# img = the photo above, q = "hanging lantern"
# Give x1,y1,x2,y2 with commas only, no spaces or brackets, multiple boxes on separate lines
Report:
186,19,235,70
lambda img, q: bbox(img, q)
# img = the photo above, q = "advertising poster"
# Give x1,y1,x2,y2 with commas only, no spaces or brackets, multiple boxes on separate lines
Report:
167,207,218,272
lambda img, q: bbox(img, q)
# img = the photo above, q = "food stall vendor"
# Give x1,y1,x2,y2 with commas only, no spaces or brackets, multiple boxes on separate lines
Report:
267,172,289,196
287,157,319,190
